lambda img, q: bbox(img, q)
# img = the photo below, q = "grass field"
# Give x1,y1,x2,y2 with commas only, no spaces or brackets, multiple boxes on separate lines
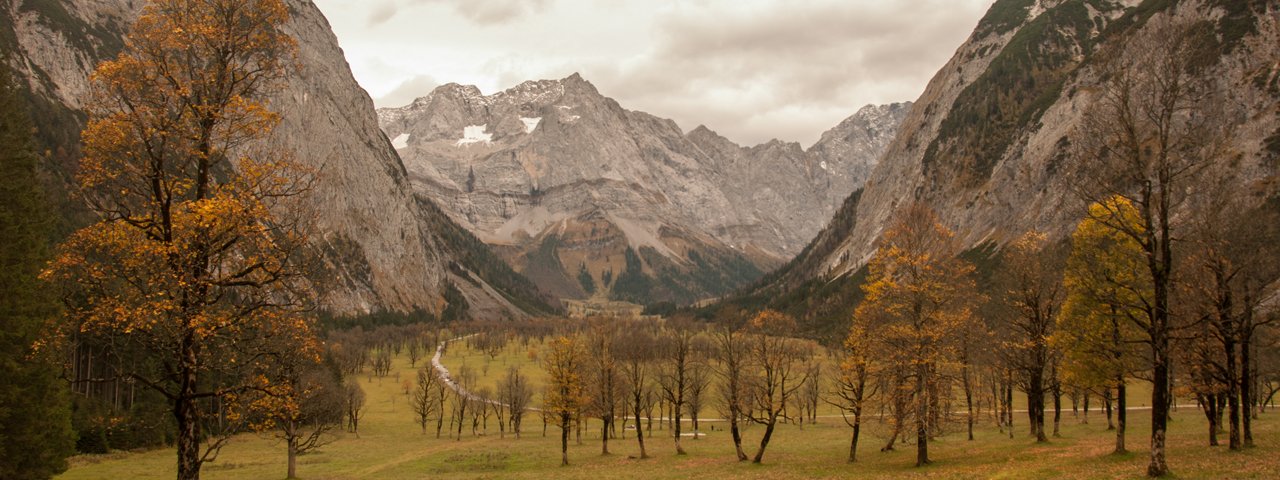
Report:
56,338,1279,479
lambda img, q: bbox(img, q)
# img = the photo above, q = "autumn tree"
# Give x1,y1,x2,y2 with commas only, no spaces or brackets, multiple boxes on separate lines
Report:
1069,15,1234,476
743,309,814,464
1055,198,1149,455
39,2,314,479
996,231,1065,442
247,358,344,479
0,62,76,479
828,324,876,463
855,203,976,467
410,365,440,433
1180,153,1280,450
543,335,587,466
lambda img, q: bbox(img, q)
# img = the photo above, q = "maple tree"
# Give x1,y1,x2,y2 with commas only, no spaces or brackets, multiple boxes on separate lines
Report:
40,1,315,479
853,202,977,467
584,320,623,455
1055,197,1149,455
1068,16,1226,476
243,359,344,479
828,322,875,463
743,309,815,464
543,334,587,466
410,365,441,434
995,231,1064,442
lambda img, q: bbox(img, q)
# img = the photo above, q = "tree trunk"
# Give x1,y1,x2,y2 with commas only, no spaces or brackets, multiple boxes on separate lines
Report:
1084,391,1091,424
1028,371,1047,442
634,399,648,459
1148,332,1170,476
1005,377,1015,439
1116,379,1127,454
729,408,747,461
673,401,685,455
1053,377,1062,438
916,364,930,466
176,345,201,480
963,364,974,441
1240,300,1254,447
561,413,571,466
691,409,699,440
1106,388,1115,430
601,417,610,455
1201,394,1220,446
751,416,778,464
287,436,298,479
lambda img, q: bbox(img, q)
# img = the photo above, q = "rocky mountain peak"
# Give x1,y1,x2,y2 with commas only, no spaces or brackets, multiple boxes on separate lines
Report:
378,73,909,305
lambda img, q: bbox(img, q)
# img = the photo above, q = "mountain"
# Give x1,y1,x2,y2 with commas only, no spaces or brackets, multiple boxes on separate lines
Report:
378,75,908,305
1,0,553,319
733,0,1280,335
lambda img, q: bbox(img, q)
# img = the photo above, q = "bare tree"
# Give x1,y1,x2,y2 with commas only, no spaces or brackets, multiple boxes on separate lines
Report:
498,366,534,438
744,310,814,464
585,320,624,454
451,365,475,441
343,380,365,436
410,366,439,433
618,324,656,459
996,231,1065,442
657,319,700,455
685,354,713,438
711,322,751,461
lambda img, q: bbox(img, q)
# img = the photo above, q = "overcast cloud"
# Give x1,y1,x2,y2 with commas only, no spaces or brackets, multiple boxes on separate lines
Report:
314,0,994,146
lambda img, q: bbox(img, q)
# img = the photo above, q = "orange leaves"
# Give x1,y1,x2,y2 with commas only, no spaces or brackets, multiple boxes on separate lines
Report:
748,309,797,336
852,203,978,393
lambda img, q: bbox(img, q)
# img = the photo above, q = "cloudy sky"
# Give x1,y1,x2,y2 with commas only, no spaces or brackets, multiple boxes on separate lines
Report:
312,0,995,146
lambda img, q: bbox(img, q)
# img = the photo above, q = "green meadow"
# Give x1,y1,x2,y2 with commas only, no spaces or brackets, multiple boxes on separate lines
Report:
57,339,1279,479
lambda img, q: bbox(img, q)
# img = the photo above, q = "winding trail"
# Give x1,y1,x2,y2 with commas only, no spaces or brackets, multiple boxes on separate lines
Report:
431,335,535,411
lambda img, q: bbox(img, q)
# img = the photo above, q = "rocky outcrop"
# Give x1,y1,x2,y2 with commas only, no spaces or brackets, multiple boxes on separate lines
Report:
3,0,553,318
380,75,907,305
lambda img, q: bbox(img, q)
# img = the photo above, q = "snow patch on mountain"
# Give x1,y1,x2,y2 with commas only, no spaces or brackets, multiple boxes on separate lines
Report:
391,133,410,149
520,117,541,133
456,125,492,146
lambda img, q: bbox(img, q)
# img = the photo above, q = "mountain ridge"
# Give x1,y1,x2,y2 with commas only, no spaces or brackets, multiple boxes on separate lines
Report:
379,73,909,305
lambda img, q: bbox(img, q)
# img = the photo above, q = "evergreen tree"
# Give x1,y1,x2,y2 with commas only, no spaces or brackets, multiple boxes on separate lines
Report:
0,62,76,479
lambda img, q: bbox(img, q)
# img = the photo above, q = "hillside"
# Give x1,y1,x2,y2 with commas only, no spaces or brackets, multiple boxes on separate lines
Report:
1,0,554,319
728,0,1280,334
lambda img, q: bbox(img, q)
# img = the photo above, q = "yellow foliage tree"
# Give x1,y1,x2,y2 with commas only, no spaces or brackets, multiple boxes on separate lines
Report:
854,202,977,467
1054,196,1148,454
40,1,314,479
543,335,587,466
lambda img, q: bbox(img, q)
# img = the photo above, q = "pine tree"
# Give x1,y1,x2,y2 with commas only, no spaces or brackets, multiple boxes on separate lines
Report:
0,62,76,479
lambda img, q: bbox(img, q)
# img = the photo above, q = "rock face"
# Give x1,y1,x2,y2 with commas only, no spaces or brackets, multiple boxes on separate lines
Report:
2,0,552,318
742,0,1280,332
379,76,907,305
